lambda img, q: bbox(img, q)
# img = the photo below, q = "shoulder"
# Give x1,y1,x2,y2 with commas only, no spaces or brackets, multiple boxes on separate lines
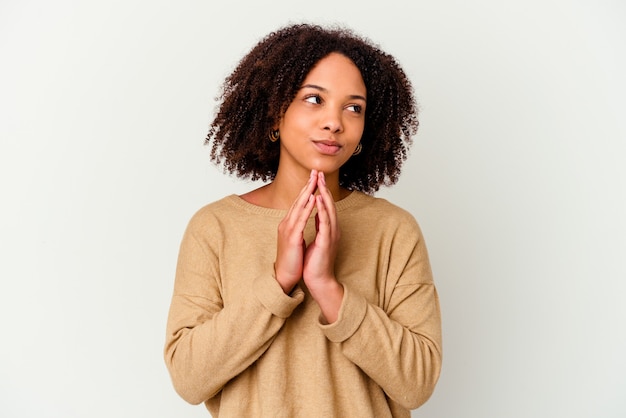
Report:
344,192,420,227
340,192,427,247
185,194,286,236
184,195,242,234
188,195,234,220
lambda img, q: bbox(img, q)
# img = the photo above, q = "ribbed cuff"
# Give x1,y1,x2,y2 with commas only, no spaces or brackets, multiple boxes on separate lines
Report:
254,273,304,318
319,284,367,342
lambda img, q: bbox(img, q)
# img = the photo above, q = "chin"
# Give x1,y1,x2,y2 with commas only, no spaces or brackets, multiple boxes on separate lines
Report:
309,160,348,175
310,165,338,175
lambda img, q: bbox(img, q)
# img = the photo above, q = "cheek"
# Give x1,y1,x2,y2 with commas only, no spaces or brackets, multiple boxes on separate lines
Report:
349,118,365,138
280,109,308,133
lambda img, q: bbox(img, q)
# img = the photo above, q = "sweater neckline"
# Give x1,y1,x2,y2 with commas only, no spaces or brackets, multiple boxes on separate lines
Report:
225,190,371,218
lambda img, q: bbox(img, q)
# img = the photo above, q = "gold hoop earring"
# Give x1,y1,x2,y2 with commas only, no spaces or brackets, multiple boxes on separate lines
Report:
269,130,280,142
352,142,362,156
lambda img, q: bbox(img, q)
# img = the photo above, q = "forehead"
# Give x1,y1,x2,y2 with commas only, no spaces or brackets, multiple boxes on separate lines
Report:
302,53,366,92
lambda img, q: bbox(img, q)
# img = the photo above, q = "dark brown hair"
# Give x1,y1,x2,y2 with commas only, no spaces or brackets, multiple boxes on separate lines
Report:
206,24,418,193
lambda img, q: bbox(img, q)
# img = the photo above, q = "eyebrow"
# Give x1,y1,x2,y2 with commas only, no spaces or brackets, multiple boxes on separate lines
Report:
300,84,366,102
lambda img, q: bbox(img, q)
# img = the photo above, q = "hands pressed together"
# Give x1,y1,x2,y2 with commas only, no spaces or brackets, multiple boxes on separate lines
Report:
274,170,344,323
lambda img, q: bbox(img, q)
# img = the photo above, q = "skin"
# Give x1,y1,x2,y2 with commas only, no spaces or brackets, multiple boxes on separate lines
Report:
241,53,367,323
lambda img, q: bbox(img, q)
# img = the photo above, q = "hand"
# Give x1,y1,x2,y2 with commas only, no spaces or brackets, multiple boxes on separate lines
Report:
274,170,318,293
302,171,340,289
274,170,344,322
303,171,344,323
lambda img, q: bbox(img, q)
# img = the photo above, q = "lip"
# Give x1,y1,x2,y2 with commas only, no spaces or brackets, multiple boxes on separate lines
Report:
312,139,342,155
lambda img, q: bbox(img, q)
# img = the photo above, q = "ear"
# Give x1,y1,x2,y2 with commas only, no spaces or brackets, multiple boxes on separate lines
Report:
272,116,282,130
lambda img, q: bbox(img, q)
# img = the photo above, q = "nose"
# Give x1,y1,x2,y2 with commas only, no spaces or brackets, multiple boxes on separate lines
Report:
321,106,343,133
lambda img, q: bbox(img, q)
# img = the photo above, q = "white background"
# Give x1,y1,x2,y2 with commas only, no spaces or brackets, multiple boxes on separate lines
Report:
1,0,625,417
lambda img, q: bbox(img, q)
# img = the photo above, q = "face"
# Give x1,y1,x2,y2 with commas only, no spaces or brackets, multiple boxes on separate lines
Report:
276,53,366,178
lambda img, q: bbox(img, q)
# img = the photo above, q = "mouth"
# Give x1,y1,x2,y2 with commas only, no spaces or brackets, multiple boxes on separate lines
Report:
312,139,342,155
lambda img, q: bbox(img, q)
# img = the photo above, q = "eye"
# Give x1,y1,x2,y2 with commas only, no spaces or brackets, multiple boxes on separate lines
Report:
304,95,322,105
346,104,363,114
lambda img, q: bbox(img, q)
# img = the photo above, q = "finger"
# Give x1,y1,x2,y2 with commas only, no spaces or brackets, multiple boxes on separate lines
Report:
316,172,338,235
285,170,317,225
285,170,318,220
283,193,315,245
281,172,317,238
316,172,334,208
314,195,332,246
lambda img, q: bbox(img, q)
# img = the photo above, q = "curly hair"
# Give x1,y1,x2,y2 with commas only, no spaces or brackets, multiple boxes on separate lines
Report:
206,23,419,193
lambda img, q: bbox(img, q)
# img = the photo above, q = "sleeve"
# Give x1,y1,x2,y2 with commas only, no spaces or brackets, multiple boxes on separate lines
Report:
164,212,305,405
319,215,442,410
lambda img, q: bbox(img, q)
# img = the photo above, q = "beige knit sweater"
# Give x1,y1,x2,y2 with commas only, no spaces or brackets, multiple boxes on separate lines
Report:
164,191,442,417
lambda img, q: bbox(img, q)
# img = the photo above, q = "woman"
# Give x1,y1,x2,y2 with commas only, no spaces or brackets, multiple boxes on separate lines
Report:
164,24,442,417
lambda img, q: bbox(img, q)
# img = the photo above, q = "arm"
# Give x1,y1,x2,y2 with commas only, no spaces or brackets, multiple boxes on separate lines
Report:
164,213,304,405
320,217,442,410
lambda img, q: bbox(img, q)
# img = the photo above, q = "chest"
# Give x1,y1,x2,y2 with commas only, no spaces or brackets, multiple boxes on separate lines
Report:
215,216,395,311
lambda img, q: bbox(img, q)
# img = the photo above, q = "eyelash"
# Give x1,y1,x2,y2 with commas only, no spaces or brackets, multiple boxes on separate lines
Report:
304,95,323,105
303,95,363,114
